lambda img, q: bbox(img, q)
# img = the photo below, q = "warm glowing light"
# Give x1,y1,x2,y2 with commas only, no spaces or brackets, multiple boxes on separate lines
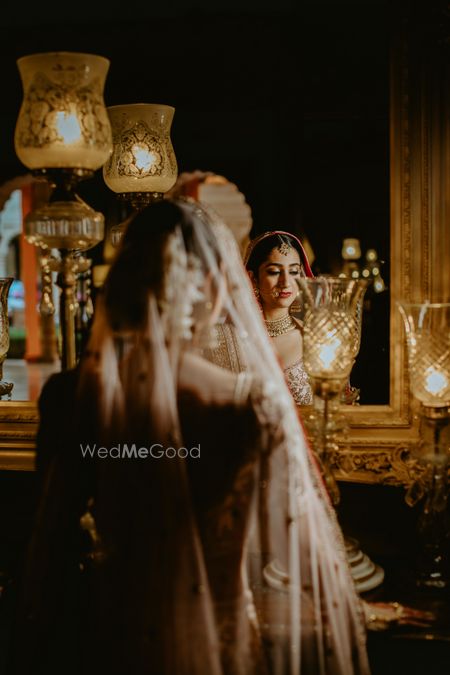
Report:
342,238,361,260
362,269,370,278
318,333,342,369
132,143,157,172
373,278,385,293
351,270,359,278
424,367,448,395
372,267,379,276
55,111,82,144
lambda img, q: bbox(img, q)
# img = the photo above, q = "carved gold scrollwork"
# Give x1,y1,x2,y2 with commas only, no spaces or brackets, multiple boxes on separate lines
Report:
332,444,418,487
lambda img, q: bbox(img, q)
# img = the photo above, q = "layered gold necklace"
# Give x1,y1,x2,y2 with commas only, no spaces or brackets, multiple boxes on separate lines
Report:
264,313,296,337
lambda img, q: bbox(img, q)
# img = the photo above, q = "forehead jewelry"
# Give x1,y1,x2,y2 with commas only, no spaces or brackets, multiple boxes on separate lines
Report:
277,242,292,256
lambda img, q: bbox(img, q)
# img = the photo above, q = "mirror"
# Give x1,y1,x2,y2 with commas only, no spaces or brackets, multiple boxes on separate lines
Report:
0,2,448,480
299,3,390,408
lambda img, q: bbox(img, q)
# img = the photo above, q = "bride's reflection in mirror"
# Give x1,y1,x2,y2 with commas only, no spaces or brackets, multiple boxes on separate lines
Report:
244,231,315,406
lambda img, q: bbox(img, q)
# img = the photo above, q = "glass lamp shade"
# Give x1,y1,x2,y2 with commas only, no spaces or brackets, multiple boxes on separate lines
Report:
298,277,368,380
14,52,112,171
398,302,450,408
103,104,177,195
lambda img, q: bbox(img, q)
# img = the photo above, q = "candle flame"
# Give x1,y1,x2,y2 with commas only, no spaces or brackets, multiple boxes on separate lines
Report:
55,112,82,144
424,366,448,395
132,143,157,172
318,332,342,369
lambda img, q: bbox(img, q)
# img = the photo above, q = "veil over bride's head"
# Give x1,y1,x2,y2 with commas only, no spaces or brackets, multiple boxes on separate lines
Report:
77,197,369,675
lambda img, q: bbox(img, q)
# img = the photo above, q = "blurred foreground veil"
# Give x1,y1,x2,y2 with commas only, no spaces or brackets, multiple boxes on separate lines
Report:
13,198,370,675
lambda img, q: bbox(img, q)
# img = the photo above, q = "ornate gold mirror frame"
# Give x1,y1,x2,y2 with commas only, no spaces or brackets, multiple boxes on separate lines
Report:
335,27,450,486
0,25,448,481
0,402,37,470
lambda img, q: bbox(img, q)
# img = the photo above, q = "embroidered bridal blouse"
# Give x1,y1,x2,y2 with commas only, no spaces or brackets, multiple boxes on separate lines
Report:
284,358,313,405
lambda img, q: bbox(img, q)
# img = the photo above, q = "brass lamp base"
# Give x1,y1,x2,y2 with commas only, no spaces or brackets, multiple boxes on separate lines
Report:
109,192,165,247
25,168,104,371
32,167,95,187
407,406,450,592
346,537,385,593
304,376,349,506
118,191,163,211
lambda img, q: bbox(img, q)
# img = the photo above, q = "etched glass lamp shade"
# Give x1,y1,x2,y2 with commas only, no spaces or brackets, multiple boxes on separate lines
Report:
14,52,112,172
103,104,177,205
398,303,450,409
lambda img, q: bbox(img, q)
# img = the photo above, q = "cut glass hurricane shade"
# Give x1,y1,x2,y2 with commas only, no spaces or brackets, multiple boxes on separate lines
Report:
15,52,112,171
103,104,177,195
303,309,358,378
399,302,450,407
298,277,368,379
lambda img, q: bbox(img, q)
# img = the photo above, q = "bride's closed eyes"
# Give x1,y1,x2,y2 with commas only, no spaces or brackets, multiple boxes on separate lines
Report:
265,266,300,276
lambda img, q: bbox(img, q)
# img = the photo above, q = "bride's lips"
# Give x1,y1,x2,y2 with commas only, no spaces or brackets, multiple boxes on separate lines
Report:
278,291,292,298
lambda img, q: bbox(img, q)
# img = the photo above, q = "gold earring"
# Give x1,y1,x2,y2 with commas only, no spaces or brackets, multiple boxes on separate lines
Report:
290,292,301,312
254,286,260,298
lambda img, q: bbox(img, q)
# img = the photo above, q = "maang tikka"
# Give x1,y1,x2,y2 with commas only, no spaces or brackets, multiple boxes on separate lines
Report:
277,241,292,256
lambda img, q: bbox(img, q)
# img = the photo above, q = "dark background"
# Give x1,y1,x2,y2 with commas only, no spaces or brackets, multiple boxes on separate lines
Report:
0,0,393,402
0,0,391,262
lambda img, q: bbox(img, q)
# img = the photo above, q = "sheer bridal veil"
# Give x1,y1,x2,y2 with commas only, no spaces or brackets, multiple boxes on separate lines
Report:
22,198,370,675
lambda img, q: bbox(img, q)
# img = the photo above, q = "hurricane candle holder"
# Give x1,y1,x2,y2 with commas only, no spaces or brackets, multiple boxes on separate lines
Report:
297,277,368,504
14,51,113,370
297,276,384,592
399,301,450,590
103,103,177,245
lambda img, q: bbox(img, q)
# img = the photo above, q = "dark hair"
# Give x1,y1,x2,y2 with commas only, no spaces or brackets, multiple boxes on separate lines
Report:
103,199,220,331
245,233,304,276
103,200,180,330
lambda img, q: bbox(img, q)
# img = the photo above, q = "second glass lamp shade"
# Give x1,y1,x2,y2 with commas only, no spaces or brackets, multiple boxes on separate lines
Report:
398,302,450,408
103,103,177,197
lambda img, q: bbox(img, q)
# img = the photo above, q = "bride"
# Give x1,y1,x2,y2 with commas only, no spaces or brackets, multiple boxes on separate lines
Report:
13,199,370,675
244,231,314,406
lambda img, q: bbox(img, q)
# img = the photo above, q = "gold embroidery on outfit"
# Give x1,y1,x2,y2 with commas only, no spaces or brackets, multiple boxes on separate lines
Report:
203,323,247,373
284,359,313,405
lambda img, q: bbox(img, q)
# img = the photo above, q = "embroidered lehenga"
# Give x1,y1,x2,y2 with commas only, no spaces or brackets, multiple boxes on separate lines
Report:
14,199,369,675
